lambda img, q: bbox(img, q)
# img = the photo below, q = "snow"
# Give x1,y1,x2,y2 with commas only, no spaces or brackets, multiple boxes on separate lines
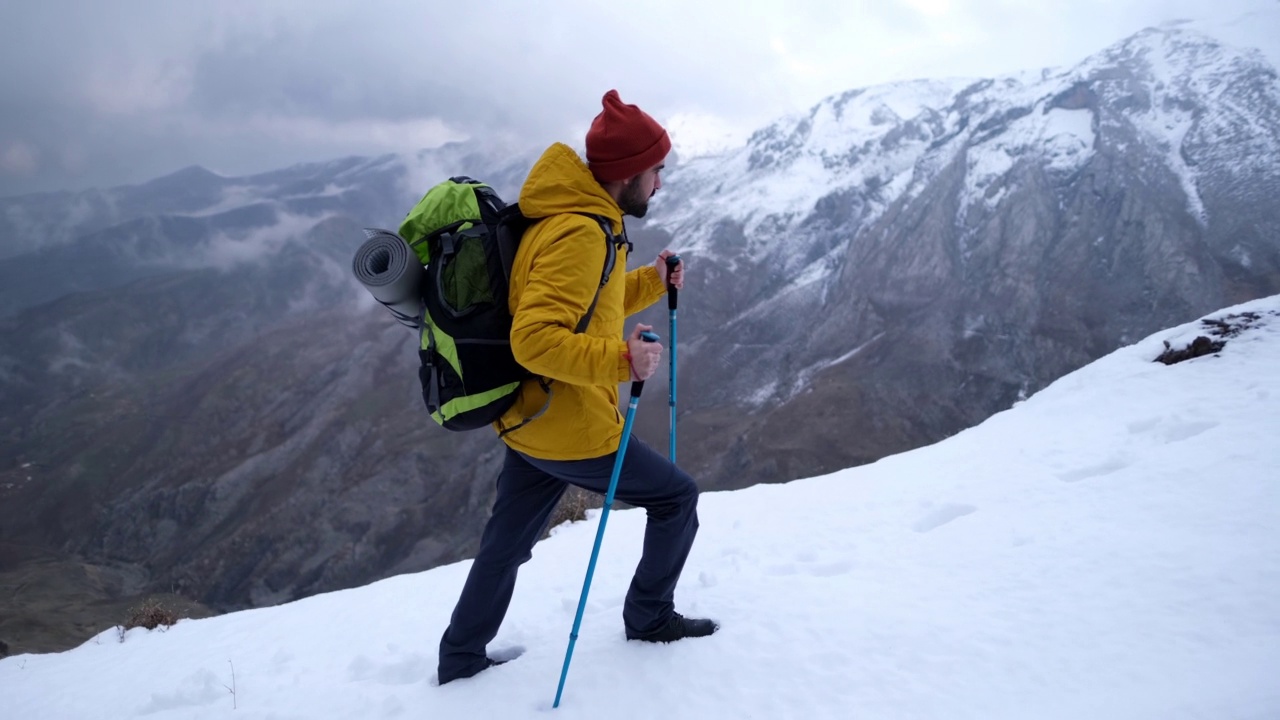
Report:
665,111,754,161
958,83,1096,218
1110,30,1232,225
4,291,1279,718
789,332,886,400
746,378,778,408
653,21,1275,293
745,329,887,408
184,181,351,219
1158,109,1209,224
1181,1,1280,79
1041,108,1096,169
652,77,976,253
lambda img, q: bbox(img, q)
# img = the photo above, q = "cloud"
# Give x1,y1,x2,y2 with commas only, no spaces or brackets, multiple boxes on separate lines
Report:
1,141,39,175
0,0,1275,198
902,0,953,16
191,211,332,271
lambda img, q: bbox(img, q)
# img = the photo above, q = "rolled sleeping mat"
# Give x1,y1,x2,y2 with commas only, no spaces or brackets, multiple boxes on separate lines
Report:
352,228,424,329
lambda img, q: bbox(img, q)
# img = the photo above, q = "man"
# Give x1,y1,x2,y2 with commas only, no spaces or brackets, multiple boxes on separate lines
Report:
437,89,717,685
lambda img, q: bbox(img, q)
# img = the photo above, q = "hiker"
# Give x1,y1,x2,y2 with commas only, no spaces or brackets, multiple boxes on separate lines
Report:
437,89,717,684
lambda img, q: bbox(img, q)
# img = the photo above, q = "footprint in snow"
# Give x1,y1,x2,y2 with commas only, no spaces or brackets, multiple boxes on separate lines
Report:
1055,457,1129,483
912,503,977,533
347,653,430,686
1126,416,1219,444
807,561,854,577
1157,420,1218,443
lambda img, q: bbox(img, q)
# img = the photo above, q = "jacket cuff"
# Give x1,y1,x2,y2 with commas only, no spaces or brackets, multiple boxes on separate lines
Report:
640,265,666,302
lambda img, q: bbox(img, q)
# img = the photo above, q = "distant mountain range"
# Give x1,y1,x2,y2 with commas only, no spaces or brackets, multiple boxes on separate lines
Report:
1,24,1277,654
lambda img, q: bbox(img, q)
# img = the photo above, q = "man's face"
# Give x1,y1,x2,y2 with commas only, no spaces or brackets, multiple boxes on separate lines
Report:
618,162,664,218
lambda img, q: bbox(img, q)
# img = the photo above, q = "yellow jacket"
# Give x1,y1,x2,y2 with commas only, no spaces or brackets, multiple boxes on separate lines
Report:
495,143,666,459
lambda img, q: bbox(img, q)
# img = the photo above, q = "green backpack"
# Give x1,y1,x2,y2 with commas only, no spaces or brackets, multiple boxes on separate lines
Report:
398,176,619,432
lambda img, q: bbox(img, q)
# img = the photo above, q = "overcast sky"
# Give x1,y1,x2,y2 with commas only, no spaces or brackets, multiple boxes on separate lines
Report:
1,0,1276,198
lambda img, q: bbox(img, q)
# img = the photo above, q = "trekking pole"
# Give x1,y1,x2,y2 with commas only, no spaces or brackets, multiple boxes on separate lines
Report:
553,330,660,709
665,256,680,462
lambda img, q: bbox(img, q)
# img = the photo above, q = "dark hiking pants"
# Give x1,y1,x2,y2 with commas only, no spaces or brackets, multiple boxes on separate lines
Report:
437,436,699,683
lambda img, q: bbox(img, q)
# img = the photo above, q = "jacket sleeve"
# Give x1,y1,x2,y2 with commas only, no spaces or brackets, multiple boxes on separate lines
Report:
623,264,667,316
510,218,632,386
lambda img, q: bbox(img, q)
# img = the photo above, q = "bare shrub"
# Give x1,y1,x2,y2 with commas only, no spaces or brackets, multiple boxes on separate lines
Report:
1155,311,1274,365
117,598,180,641
546,486,602,536
1155,335,1225,364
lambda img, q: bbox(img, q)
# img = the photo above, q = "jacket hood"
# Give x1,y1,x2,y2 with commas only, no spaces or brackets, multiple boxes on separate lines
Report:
518,143,623,232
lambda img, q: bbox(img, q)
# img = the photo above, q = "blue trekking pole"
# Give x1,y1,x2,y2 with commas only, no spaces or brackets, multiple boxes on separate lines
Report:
553,330,660,709
665,256,680,462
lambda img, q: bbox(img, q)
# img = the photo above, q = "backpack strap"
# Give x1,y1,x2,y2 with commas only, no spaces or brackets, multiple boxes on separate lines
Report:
575,215,618,333
498,214,621,437
494,204,532,286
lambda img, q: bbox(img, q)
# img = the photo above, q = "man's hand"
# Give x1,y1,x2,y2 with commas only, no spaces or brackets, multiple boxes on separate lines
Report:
656,250,684,289
626,324,663,381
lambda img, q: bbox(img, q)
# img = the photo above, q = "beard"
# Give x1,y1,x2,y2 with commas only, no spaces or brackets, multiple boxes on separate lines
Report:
618,176,651,218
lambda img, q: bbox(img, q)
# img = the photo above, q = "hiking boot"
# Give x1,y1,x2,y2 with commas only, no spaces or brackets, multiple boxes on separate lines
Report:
438,656,507,685
625,613,719,643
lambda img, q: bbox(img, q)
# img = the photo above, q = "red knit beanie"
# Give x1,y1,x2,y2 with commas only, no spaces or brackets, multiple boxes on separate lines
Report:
585,89,671,183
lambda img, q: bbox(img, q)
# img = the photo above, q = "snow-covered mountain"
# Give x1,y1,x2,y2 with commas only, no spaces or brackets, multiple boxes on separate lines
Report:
2,295,1276,719
659,25,1280,245
625,24,1280,488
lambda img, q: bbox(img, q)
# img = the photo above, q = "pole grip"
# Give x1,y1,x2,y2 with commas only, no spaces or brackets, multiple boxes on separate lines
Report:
631,330,660,398
665,255,680,310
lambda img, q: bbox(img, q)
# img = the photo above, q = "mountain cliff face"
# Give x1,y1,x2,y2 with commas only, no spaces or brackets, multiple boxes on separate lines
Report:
1,25,1277,652
638,26,1280,487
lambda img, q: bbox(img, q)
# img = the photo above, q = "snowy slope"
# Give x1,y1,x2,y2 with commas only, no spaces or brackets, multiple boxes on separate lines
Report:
2,296,1276,719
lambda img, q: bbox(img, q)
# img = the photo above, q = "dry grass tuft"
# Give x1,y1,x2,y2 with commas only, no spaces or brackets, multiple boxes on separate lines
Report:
546,486,602,535
118,598,180,640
